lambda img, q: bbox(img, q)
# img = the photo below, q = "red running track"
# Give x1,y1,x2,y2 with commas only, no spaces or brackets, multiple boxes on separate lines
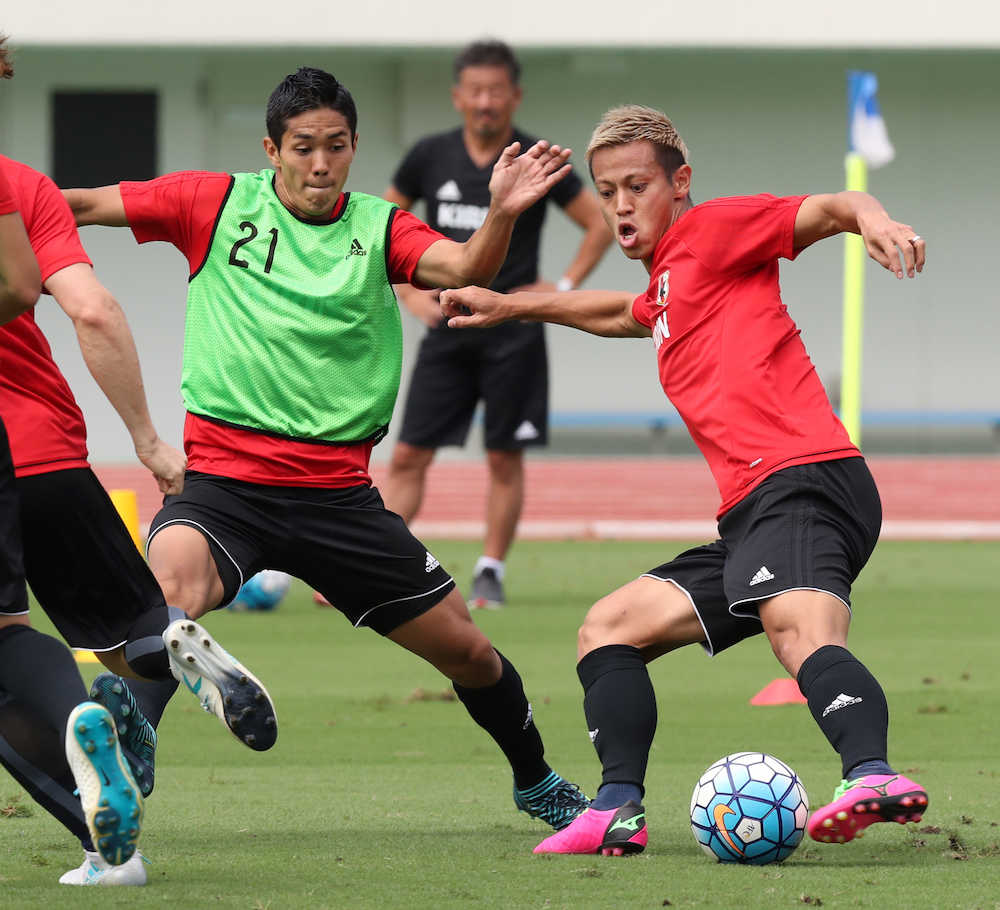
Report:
93,456,1000,540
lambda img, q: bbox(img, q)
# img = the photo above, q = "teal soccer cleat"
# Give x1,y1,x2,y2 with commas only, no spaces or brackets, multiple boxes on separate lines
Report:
65,702,144,866
514,771,590,831
89,672,157,797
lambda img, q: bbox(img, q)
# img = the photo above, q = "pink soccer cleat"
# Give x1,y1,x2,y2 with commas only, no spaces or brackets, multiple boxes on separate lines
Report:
534,801,647,856
807,773,928,844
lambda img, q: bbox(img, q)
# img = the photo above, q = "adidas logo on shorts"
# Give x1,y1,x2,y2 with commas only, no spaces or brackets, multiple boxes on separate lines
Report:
749,565,775,586
425,552,440,573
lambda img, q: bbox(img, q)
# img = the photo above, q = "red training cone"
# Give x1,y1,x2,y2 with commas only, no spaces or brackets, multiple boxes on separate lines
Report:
750,678,808,705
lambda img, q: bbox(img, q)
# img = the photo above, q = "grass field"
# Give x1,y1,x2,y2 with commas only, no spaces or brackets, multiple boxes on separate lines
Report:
2,540,998,908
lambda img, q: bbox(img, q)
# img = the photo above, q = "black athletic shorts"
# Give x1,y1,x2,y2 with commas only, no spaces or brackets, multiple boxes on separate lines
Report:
15,468,167,650
644,457,882,656
0,418,28,617
148,472,456,635
398,321,548,450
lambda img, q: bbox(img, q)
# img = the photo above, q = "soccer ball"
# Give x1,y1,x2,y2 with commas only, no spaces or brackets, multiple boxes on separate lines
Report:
228,570,292,612
690,752,809,864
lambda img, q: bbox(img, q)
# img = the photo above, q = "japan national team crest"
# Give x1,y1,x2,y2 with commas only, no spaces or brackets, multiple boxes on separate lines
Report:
657,270,670,305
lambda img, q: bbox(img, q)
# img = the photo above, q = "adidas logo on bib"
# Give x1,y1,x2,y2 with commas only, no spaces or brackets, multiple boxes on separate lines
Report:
349,238,367,256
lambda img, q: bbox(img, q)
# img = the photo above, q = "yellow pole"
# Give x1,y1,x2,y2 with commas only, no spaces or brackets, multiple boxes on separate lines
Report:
840,152,868,447
109,488,143,553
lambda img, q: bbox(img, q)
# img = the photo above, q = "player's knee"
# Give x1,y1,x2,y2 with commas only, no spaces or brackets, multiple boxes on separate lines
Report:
486,450,522,484
389,444,433,476
577,606,613,657
441,634,499,685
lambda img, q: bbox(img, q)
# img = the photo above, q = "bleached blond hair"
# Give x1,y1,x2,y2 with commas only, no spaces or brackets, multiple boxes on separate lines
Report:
586,104,689,172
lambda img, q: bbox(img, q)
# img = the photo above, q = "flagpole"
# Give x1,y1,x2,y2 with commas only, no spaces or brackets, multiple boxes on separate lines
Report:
841,150,867,447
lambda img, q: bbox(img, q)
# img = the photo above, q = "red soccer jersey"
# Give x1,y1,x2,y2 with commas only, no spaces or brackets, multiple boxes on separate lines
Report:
631,194,859,518
121,171,446,487
0,155,92,478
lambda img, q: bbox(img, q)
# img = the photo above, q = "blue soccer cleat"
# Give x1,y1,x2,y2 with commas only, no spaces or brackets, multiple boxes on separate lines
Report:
65,702,144,866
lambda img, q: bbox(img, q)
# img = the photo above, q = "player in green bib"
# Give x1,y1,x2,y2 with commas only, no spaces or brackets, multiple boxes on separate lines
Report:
67,67,589,836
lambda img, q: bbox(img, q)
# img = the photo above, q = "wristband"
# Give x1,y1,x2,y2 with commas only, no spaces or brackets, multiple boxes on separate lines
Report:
555,277,575,292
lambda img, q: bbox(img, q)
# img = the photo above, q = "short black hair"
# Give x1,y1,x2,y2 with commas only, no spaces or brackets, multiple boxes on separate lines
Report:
453,40,521,85
266,67,358,146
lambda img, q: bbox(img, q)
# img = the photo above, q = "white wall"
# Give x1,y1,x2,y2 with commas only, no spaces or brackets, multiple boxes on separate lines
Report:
7,0,1000,48
2,46,997,461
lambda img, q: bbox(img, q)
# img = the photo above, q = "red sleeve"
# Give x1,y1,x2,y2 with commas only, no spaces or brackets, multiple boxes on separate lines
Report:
24,170,91,283
121,171,232,274
0,164,16,214
681,194,808,274
386,208,447,285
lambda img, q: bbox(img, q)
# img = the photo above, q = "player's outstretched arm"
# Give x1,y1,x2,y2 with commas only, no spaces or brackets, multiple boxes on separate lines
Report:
411,140,572,290
794,191,926,279
440,286,648,339
62,185,129,227
45,263,186,494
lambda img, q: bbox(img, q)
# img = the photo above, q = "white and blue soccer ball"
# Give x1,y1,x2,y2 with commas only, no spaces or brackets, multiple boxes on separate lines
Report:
690,752,809,864
228,570,292,612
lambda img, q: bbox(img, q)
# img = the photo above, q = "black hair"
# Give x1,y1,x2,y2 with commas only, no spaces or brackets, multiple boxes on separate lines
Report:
652,144,687,182
453,40,521,85
266,67,358,146
0,34,13,79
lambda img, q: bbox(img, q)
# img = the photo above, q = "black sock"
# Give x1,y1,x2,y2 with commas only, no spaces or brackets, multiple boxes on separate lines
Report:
578,644,656,802
0,692,90,845
124,676,179,729
123,605,186,679
453,651,550,790
797,645,889,778
0,625,89,748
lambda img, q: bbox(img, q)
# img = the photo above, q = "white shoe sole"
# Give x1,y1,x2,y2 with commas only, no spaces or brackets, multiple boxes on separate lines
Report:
163,619,278,750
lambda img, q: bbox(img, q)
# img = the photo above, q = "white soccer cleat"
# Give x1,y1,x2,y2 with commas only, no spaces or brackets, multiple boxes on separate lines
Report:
59,850,148,886
163,619,278,750
65,702,144,867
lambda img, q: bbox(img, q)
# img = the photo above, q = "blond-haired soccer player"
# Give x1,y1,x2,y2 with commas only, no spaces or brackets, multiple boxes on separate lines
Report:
441,104,928,855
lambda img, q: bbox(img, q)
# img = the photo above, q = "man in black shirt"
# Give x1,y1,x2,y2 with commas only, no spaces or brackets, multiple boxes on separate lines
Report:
382,40,611,608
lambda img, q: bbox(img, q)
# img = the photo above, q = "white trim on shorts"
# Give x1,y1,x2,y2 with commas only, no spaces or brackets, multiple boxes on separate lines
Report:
353,578,454,629
146,518,245,604
729,586,852,619
0,609,30,617
71,639,128,654
639,573,718,657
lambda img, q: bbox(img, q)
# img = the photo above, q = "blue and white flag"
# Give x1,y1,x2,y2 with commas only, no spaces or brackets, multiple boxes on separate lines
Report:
847,71,895,169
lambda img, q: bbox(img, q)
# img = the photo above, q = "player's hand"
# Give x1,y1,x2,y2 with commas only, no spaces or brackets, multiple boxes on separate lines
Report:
488,140,572,217
440,286,510,328
135,438,187,495
397,285,444,327
857,211,926,279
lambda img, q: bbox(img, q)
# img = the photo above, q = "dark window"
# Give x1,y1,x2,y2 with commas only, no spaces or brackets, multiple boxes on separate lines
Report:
51,91,157,187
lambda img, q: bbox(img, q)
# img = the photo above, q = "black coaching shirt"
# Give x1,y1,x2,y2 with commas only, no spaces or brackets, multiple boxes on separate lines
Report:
391,127,584,293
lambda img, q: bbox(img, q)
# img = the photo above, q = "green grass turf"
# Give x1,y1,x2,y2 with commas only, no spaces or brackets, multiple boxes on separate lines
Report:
2,540,998,908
